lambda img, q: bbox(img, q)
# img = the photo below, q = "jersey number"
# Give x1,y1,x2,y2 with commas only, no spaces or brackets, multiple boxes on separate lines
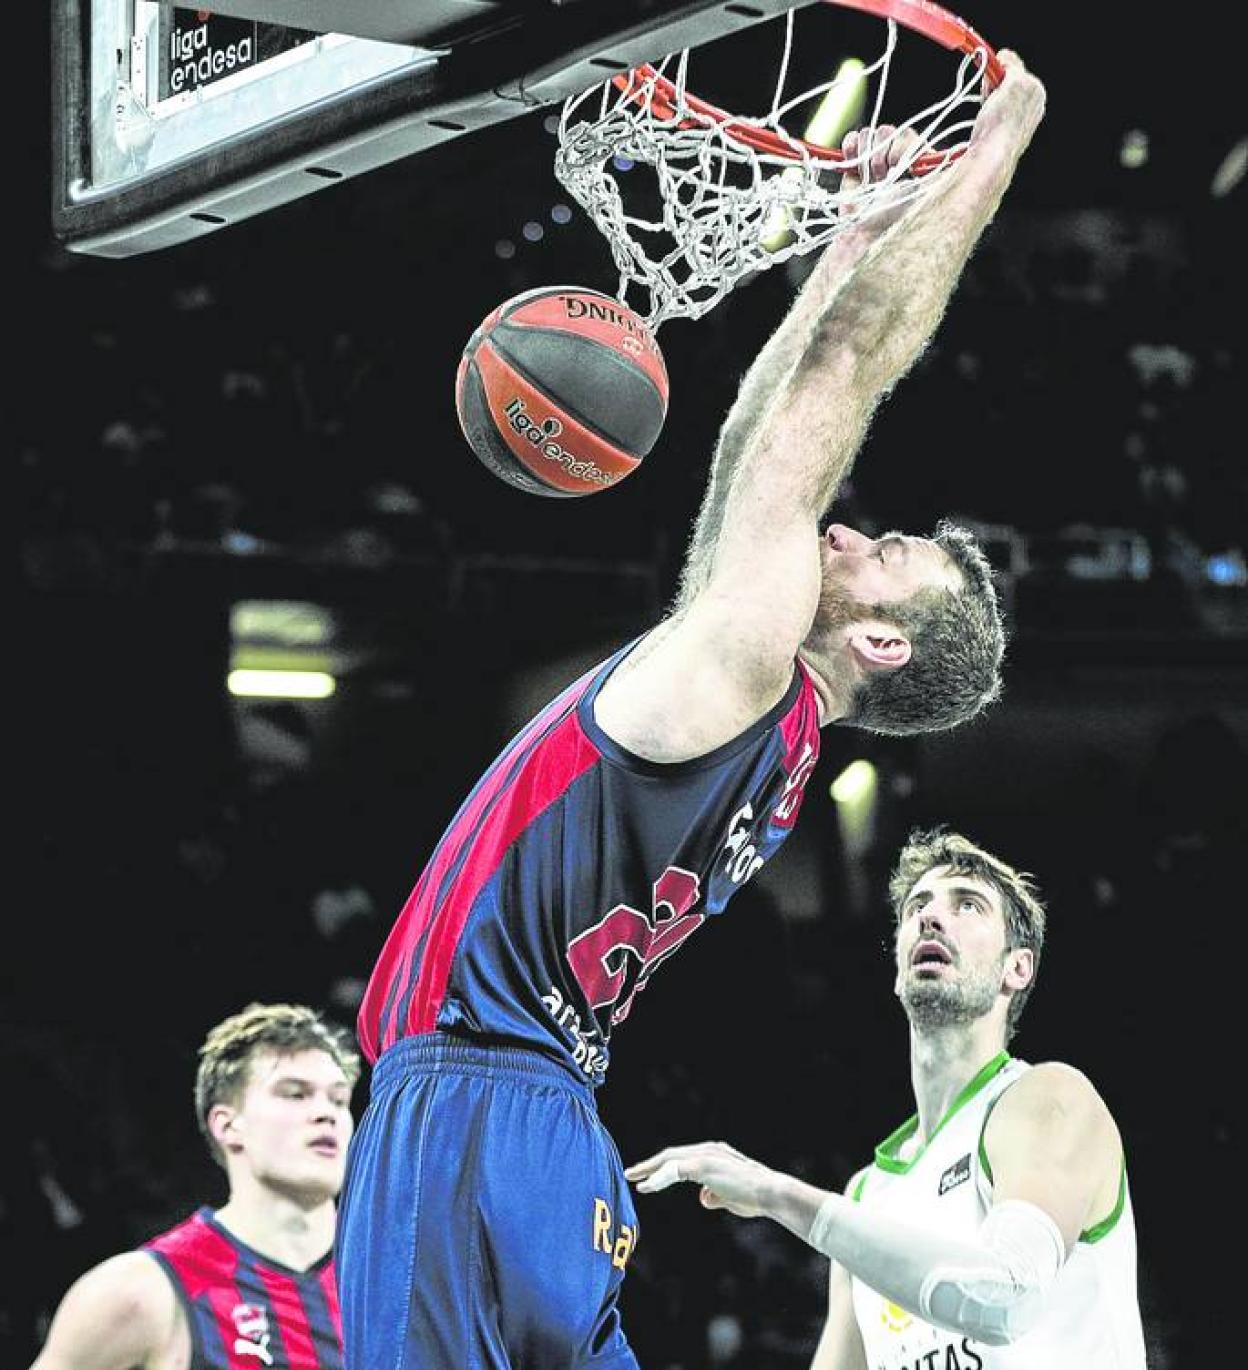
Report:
566,868,703,1026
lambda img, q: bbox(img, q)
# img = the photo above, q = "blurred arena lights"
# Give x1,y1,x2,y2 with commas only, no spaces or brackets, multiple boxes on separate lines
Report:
1211,137,1248,197
228,602,344,700
230,601,334,647
803,57,867,146
763,55,866,251
227,669,337,699
1205,550,1247,587
830,758,878,868
830,758,876,804
1119,128,1149,170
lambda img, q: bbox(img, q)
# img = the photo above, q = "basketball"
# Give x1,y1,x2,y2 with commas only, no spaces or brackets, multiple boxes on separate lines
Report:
455,286,669,498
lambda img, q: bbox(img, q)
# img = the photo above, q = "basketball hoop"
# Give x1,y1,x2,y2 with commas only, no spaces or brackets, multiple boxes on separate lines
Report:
554,0,1001,327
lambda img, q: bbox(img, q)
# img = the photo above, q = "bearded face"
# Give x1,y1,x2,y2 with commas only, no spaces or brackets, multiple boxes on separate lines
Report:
811,524,955,649
804,572,868,660
897,945,1010,1029
814,571,862,632
892,868,1025,1036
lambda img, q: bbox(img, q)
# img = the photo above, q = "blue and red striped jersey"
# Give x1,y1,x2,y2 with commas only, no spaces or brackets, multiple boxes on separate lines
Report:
145,1208,342,1370
358,637,821,1085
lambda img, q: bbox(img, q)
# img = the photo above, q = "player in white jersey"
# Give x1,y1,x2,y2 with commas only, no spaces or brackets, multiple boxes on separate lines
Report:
625,828,1147,1369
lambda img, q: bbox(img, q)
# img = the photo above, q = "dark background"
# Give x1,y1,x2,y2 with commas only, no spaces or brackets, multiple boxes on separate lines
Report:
9,3,1245,1366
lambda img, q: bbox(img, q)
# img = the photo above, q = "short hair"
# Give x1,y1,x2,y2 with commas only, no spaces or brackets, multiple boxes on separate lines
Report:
194,1002,361,1168
842,521,1007,736
888,827,1047,1042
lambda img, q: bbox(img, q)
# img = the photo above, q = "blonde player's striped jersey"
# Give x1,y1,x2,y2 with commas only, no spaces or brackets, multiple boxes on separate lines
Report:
849,1053,1147,1370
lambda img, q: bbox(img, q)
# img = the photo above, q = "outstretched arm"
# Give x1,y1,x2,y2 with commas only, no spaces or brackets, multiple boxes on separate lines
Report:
697,51,1046,602
625,1066,1122,1348
595,53,1045,760
678,132,913,608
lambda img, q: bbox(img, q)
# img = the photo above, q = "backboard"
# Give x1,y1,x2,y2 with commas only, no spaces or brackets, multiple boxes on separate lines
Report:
52,1,817,259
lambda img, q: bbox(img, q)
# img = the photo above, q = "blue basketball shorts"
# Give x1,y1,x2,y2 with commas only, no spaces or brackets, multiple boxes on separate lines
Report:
336,1034,640,1370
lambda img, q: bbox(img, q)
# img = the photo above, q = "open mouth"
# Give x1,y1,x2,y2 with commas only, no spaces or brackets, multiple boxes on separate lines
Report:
911,940,953,970
308,1138,339,1157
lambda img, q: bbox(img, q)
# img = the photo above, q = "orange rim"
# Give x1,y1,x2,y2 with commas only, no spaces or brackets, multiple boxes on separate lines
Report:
611,0,1002,175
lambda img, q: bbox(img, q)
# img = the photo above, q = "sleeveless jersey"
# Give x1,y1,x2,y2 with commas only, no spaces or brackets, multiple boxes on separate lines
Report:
144,1207,343,1370
358,637,821,1084
849,1054,1147,1370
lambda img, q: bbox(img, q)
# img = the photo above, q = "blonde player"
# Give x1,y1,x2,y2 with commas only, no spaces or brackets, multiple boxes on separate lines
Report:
30,1003,360,1370
626,829,1147,1369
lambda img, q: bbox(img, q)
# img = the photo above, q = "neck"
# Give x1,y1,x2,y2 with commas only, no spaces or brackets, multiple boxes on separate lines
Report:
908,1018,1008,1145
795,645,857,725
213,1177,337,1272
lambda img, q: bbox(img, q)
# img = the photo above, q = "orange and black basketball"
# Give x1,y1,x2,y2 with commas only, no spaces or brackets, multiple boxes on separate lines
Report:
455,286,669,498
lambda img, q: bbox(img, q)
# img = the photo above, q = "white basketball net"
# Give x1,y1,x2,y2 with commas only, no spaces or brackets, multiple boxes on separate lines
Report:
554,9,992,327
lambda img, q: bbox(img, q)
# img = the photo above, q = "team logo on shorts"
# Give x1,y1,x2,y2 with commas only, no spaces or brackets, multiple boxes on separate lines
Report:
592,1197,637,1271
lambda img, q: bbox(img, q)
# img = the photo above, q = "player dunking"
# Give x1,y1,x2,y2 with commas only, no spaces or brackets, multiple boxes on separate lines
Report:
337,52,1047,1370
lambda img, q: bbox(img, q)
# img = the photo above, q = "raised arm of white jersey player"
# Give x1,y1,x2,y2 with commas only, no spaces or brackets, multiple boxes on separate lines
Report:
595,51,1045,762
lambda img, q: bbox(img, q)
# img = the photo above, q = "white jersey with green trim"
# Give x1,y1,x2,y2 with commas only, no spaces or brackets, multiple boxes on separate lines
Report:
849,1053,1146,1370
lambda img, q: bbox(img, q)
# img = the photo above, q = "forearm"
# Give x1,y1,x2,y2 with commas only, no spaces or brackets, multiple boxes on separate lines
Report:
762,1169,834,1243
715,119,1031,537
763,1176,1064,1347
678,221,885,604
716,222,888,467
703,154,1022,557
805,114,1032,398
678,56,1043,600
796,1186,973,1324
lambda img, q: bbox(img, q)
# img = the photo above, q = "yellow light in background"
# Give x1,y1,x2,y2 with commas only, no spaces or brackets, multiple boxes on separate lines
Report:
230,600,334,646
228,670,337,699
830,758,876,804
802,58,867,148
831,757,878,861
763,57,867,252
1119,128,1149,170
